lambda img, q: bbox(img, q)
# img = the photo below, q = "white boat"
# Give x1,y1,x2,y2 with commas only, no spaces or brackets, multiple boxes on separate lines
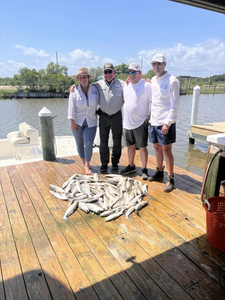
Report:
0,127,118,167
0,136,80,167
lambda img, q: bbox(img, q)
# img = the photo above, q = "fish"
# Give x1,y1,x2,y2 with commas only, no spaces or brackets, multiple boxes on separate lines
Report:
93,173,99,182
49,184,64,194
105,209,125,222
50,173,149,221
78,202,89,213
135,201,148,214
62,201,78,221
85,203,104,213
126,205,136,220
50,191,68,200
80,182,91,197
100,208,118,217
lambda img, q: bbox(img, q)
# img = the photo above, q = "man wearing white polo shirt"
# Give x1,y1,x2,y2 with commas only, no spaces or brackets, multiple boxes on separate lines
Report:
121,63,151,180
148,54,180,192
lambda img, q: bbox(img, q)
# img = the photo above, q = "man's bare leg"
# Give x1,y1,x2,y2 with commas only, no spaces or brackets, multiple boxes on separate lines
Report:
127,145,136,166
140,147,148,169
162,144,174,177
153,143,164,170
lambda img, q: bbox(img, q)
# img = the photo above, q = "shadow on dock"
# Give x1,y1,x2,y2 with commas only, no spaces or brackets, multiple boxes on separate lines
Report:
2,234,225,300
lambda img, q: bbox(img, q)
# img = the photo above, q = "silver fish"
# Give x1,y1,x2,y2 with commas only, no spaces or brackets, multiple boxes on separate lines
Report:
62,201,78,221
49,184,64,194
51,173,148,222
50,191,68,200
78,202,89,213
76,180,82,193
80,182,91,197
135,201,148,214
64,179,76,193
143,184,148,194
126,205,136,220
85,203,104,213
62,174,77,189
105,209,125,222
93,173,99,182
100,208,118,217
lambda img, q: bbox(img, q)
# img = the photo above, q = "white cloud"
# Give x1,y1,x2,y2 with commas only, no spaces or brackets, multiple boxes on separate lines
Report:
15,45,50,57
2,40,225,78
0,60,27,77
138,39,225,76
69,49,100,64
53,49,118,75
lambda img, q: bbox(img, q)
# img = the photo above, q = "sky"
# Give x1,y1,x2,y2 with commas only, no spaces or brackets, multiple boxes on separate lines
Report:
1,0,225,78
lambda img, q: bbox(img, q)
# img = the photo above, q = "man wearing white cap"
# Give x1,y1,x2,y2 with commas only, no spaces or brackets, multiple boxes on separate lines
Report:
148,54,180,192
121,63,151,180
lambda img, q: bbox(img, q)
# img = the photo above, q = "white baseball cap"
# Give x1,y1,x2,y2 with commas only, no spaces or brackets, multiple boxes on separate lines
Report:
151,54,166,63
128,63,141,71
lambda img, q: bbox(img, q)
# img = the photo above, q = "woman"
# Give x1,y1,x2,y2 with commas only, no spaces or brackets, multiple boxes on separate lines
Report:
68,67,99,175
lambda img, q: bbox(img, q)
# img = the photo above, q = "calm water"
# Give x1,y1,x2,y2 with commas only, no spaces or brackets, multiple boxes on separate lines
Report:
0,94,224,177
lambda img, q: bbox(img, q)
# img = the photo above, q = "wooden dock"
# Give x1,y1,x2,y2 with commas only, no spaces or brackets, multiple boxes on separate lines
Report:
189,121,225,142
0,149,225,300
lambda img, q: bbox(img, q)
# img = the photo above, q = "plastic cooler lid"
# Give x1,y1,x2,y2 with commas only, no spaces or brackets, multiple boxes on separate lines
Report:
207,133,225,146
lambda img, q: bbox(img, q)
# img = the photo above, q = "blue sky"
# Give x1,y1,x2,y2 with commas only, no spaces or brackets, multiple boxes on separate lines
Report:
1,0,225,78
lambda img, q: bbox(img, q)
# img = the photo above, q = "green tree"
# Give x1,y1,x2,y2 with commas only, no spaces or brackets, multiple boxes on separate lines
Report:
42,73,57,92
10,75,23,90
10,68,39,91
115,63,129,75
55,73,68,93
0,77,11,85
143,69,155,79
89,66,103,83
46,62,68,76
116,73,128,81
37,69,46,91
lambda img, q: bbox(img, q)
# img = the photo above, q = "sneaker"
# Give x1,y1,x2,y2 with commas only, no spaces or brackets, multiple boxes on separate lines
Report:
141,168,148,180
112,163,118,170
121,165,136,175
100,165,108,172
163,175,174,192
148,167,164,182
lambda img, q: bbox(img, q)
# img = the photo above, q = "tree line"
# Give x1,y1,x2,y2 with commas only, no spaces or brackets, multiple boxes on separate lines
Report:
0,63,224,93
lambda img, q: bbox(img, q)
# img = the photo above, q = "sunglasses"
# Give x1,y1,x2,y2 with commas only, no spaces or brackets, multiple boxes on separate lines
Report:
104,70,113,74
151,62,163,67
128,71,139,75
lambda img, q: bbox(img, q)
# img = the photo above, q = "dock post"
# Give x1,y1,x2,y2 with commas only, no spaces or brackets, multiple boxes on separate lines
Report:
189,85,201,144
38,107,56,161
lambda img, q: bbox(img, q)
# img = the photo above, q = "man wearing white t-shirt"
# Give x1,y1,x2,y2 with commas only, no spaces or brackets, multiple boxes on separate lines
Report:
121,63,151,180
148,54,180,192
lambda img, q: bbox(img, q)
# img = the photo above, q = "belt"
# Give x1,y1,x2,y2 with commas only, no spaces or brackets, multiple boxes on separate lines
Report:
102,109,121,117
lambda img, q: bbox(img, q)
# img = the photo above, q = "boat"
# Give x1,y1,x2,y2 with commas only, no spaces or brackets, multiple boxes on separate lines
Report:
0,135,80,167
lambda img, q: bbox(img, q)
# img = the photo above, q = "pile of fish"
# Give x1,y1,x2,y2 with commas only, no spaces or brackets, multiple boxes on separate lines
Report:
49,173,148,222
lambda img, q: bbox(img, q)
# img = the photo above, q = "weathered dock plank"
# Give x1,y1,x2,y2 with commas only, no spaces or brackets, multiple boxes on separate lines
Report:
0,151,225,300
191,121,225,138
20,163,98,300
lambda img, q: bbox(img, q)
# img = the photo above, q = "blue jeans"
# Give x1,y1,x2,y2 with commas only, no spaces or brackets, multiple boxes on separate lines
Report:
72,119,97,162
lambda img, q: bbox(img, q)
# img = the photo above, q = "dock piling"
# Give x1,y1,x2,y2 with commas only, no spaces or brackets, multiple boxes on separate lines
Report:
189,85,201,144
39,107,56,161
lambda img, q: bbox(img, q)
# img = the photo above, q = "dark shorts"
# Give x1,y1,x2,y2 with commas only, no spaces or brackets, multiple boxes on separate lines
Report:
123,122,148,148
149,123,176,145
